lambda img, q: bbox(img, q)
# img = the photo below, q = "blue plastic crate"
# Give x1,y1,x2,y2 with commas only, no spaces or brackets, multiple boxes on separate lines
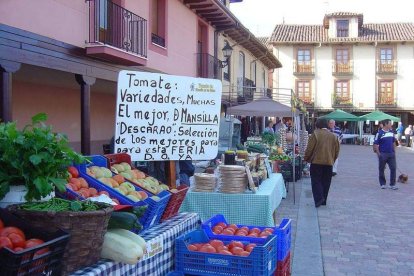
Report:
175,229,277,276
275,218,292,261
75,155,171,229
202,214,277,244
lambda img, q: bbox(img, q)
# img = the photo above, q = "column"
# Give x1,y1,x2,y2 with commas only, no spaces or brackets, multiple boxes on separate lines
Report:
0,61,21,122
75,74,96,155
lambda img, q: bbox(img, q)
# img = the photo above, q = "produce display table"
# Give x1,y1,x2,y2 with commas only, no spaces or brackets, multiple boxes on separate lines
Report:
180,173,286,226
70,212,200,276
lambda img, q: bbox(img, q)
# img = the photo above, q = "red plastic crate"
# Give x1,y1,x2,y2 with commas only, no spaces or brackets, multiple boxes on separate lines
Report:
105,153,188,221
161,185,189,221
274,252,291,276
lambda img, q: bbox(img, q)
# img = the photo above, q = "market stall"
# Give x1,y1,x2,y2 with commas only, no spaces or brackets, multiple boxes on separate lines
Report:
70,212,199,276
180,173,286,226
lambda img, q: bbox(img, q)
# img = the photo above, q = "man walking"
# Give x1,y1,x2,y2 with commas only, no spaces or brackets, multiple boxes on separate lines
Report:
373,119,398,190
328,119,342,176
304,118,340,207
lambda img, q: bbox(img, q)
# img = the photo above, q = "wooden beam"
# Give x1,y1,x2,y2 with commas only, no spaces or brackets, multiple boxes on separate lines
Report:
188,4,213,9
0,60,21,123
184,0,206,4
166,161,177,189
197,9,219,14
75,74,96,155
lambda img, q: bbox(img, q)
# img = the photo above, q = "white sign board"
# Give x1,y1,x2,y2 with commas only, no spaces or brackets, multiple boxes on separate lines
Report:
114,71,222,161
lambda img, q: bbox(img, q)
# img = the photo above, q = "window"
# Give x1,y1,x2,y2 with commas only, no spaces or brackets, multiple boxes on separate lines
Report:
297,49,311,65
379,48,393,64
335,80,350,100
296,80,311,103
337,20,349,37
336,48,349,64
250,61,256,84
237,51,245,96
378,80,394,104
296,48,312,73
151,0,166,47
223,41,230,81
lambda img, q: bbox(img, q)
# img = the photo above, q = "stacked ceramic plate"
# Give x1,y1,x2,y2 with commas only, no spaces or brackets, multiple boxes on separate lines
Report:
192,173,217,192
218,165,248,193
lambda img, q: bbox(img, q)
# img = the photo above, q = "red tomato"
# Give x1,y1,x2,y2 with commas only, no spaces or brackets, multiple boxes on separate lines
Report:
227,224,238,231
235,230,248,236
239,250,250,257
8,233,26,248
13,247,25,252
199,245,216,253
245,243,257,252
187,244,198,251
249,228,261,235
228,241,244,250
259,230,272,237
230,246,244,255
0,219,4,230
215,245,229,252
263,228,274,233
25,238,48,255
240,226,249,232
0,236,13,250
216,222,227,228
0,227,26,240
68,166,79,178
218,249,233,255
209,239,224,249
192,243,204,250
212,225,223,234
222,228,234,235
247,232,258,237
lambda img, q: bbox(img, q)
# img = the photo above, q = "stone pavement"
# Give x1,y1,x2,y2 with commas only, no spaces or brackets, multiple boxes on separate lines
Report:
275,145,414,276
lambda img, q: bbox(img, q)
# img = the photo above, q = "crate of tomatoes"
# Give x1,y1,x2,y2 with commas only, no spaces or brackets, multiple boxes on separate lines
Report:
175,229,277,276
0,208,69,276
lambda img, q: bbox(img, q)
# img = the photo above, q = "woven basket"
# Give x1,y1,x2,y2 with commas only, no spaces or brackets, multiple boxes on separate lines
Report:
7,204,113,275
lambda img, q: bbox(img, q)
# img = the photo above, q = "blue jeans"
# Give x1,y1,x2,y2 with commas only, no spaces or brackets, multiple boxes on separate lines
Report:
378,152,396,186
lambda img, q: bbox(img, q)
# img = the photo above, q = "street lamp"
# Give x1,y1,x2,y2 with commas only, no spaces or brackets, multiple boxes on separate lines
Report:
220,41,233,68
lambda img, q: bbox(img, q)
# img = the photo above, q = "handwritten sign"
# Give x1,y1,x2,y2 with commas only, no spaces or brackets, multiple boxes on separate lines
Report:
142,237,164,260
115,71,222,161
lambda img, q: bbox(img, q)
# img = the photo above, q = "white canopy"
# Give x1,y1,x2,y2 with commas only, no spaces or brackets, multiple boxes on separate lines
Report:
227,97,292,117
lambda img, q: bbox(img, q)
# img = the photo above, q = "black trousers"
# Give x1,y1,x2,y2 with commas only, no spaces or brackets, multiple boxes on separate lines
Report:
310,164,333,206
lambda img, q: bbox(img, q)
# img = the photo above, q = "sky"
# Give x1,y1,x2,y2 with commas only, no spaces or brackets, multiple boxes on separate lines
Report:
230,0,414,37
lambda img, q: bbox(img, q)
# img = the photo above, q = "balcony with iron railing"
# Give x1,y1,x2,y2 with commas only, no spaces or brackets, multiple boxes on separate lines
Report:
86,0,147,66
376,60,398,75
298,96,314,107
332,93,353,108
293,61,315,76
332,61,353,76
196,53,222,80
237,77,256,104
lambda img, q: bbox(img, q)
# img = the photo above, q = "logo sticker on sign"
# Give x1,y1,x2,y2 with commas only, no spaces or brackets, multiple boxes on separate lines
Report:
114,71,222,161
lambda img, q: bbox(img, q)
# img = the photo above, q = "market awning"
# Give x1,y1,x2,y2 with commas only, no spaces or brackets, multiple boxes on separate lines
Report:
359,110,401,122
227,97,292,117
319,109,361,121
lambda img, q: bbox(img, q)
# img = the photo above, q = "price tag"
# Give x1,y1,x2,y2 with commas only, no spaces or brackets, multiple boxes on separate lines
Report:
142,237,164,260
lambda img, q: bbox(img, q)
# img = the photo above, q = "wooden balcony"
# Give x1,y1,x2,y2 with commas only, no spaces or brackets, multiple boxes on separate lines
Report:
376,60,398,75
332,94,353,108
293,61,315,76
87,0,147,66
376,97,397,108
332,61,353,76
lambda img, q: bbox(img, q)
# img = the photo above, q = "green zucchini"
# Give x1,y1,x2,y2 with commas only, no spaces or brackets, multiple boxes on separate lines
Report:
108,211,142,232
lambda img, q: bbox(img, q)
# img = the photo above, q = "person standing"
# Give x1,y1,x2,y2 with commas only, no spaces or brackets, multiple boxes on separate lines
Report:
328,119,342,176
264,121,275,134
373,119,398,190
404,125,412,147
274,117,287,132
304,118,340,207
396,122,404,146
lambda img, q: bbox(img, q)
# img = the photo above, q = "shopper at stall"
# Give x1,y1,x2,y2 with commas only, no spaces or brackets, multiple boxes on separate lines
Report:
274,117,287,132
304,118,340,207
179,160,195,186
373,119,398,190
264,121,275,134
396,122,404,146
404,125,413,147
328,119,343,176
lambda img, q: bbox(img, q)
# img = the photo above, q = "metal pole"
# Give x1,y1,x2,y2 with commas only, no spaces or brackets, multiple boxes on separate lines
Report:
292,89,296,204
